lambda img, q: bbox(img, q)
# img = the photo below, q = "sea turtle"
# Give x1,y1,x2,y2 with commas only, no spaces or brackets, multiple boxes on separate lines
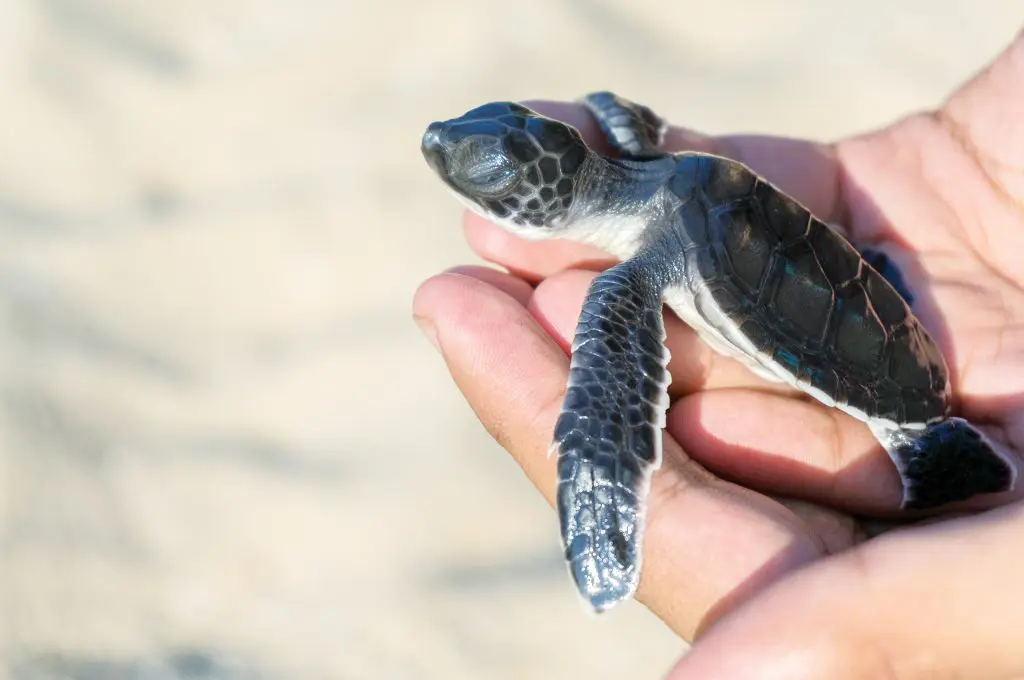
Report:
420,92,1017,613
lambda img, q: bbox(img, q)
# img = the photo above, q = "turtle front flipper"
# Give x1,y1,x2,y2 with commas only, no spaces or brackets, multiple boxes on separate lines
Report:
554,261,671,613
580,91,668,160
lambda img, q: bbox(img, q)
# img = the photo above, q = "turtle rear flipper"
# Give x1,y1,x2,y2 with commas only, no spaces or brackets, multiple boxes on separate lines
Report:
554,261,670,613
870,418,1017,509
860,246,915,307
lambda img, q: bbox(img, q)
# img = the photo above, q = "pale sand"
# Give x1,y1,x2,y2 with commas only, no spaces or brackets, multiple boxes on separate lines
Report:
1,2,1021,677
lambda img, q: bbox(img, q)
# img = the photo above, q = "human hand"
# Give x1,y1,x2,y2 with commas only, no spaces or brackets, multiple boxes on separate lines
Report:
413,32,1024,678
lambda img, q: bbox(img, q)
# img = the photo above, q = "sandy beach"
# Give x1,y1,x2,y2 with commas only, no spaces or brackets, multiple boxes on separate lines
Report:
2,2,1022,677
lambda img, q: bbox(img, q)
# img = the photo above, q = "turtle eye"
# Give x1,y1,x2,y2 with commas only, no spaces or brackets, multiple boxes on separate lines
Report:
452,136,520,197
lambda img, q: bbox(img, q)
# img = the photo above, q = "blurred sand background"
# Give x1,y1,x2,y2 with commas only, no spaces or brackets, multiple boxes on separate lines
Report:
2,1,1022,678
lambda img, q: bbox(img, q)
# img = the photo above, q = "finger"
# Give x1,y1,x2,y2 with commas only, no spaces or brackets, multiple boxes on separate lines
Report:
462,266,901,516
443,265,535,305
667,503,1024,680
528,268,799,399
670,389,1024,515
464,212,616,284
413,271,567,488
414,271,834,639
442,269,1018,518
669,389,901,512
465,100,844,281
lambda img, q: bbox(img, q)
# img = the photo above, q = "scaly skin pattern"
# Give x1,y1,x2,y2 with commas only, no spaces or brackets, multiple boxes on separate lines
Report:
421,92,1017,612
422,102,586,229
554,262,670,612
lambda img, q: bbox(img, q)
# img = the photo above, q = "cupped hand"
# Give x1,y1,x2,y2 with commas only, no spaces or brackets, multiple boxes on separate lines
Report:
414,32,1024,679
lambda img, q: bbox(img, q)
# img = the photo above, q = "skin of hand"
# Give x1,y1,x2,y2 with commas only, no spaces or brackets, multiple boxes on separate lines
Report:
413,31,1024,679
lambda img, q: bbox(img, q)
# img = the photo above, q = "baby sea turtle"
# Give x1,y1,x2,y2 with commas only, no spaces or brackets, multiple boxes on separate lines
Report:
421,92,1017,613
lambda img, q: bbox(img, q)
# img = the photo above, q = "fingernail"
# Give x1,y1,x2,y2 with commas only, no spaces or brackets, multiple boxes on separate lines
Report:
414,314,441,354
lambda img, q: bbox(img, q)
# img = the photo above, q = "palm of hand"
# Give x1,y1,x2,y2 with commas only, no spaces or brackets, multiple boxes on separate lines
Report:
414,36,1024,677
645,97,1024,634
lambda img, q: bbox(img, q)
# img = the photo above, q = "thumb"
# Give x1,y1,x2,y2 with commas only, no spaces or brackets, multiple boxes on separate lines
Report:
667,503,1024,680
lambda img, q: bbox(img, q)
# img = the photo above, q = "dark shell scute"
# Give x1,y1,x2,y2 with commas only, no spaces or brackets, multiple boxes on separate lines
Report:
872,398,905,426
672,154,703,190
929,359,948,396
741,319,773,353
716,204,776,294
678,199,710,245
800,363,839,399
887,323,942,392
863,266,909,327
773,347,802,374
671,153,952,426
842,379,874,414
755,180,811,244
701,158,757,205
773,243,834,343
809,220,862,287
911,387,947,424
833,283,887,370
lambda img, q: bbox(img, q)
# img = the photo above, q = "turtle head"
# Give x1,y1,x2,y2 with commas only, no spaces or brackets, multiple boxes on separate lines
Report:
421,102,590,235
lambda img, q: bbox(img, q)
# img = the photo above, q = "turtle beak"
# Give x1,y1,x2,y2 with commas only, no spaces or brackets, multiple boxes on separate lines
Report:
421,123,449,177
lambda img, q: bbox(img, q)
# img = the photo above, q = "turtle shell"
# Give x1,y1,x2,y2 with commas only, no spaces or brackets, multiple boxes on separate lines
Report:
670,153,950,426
